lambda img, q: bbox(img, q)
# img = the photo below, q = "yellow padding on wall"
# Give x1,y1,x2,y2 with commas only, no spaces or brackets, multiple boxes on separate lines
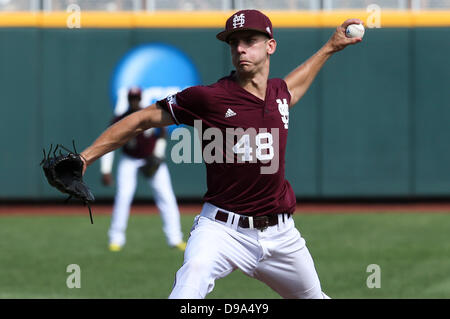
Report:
0,10,449,28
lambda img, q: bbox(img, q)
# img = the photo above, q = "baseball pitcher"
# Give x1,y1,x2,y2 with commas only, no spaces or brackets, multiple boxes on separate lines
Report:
78,10,363,298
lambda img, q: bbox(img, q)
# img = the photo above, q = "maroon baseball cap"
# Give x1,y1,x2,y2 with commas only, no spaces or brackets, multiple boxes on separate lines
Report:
127,87,142,100
216,10,273,43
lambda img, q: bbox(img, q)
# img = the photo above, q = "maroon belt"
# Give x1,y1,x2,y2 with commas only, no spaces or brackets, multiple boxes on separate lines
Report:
215,210,291,231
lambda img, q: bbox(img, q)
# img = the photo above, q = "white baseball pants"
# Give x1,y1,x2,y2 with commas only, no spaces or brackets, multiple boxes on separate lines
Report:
169,203,329,299
108,154,183,247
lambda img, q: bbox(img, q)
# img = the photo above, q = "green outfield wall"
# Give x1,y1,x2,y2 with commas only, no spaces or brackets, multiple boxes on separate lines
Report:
0,26,449,200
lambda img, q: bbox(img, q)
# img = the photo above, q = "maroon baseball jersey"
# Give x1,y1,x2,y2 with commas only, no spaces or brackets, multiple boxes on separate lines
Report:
157,72,296,216
112,110,163,159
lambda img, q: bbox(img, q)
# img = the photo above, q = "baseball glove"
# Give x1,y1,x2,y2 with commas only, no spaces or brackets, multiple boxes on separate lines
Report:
139,137,166,178
139,155,163,178
40,141,95,224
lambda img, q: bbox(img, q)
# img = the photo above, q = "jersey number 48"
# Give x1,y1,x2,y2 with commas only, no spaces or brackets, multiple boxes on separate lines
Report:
232,132,274,162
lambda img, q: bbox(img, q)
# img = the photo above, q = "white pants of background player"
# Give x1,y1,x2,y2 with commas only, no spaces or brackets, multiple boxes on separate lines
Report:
169,202,329,299
108,154,184,247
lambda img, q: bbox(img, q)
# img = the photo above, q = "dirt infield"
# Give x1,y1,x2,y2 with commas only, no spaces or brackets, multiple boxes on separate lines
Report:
1,201,450,215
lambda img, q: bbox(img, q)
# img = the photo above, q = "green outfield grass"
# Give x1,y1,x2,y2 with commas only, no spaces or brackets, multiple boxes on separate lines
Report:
1,211,449,299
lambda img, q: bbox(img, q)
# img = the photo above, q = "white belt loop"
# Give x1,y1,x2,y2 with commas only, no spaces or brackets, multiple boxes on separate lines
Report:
230,213,239,230
225,211,233,227
248,216,254,229
277,214,283,230
202,202,238,230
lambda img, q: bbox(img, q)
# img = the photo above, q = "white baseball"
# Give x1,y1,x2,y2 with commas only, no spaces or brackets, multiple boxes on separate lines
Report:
345,23,365,38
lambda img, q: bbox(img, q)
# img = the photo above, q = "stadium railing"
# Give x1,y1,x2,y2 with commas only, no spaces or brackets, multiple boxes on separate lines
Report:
1,0,450,11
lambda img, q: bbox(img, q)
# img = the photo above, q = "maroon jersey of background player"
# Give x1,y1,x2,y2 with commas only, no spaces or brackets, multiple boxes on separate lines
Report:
111,110,164,159
158,71,296,216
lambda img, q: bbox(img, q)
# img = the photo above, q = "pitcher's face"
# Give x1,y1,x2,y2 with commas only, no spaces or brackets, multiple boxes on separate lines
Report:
228,31,276,75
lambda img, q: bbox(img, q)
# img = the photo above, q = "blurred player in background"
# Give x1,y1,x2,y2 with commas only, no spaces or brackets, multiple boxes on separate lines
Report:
100,87,186,252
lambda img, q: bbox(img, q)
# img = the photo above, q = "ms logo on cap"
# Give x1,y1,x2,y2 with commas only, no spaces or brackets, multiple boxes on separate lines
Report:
216,10,273,42
232,13,245,28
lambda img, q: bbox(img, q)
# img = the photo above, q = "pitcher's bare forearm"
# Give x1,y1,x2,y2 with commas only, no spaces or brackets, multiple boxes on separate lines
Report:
284,45,333,106
80,103,173,173
285,19,363,107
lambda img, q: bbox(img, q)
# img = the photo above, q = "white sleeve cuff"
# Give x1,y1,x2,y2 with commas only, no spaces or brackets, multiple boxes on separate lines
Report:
153,138,167,159
100,151,114,174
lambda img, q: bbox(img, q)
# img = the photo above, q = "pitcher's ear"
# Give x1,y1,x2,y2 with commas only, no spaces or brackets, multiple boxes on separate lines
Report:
267,38,277,55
